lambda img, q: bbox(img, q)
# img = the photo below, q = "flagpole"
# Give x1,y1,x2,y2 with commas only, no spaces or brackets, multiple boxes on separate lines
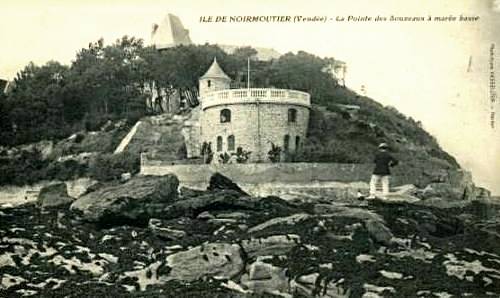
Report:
247,57,250,89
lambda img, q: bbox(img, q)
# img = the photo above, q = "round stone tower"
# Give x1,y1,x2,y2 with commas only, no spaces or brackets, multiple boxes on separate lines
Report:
199,59,311,163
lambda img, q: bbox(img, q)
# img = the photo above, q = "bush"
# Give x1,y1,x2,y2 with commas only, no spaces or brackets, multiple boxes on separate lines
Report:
0,148,48,186
44,159,88,181
88,152,140,181
268,143,281,163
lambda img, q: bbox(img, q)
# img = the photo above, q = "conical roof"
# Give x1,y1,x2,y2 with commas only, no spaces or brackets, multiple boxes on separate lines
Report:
201,58,231,80
151,13,192,49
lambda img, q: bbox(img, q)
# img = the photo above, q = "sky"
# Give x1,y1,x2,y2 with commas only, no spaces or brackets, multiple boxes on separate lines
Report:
1,0,499,194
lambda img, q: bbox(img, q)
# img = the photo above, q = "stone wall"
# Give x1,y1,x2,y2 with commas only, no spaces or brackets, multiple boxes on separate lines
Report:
201,103,309,162
141,161,473,193
142,162,371,185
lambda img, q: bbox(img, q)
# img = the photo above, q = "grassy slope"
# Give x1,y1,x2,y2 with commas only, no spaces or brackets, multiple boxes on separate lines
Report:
303,86,460,187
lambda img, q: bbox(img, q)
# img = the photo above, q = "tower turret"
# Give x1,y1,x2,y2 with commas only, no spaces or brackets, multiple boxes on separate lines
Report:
199,58,231,100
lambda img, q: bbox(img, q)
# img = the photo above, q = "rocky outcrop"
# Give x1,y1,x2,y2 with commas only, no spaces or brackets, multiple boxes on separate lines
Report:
2,174,499,298
70,175,179,223
291,273,351,297
240,261,289,295
37,183,74,209
148,218,186,240
365,219,394,246
208,173,247,195
248,213,311,233
165,243,244,281
241,234,301,258
162,190,257,219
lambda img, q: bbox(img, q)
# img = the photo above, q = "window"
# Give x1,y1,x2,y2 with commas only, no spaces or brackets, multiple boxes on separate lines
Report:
284,135,290,151
288,108,297,123
227,135,235,151
207,80,211,87
220,109,231,123
216,136,223,152
295,136,300,151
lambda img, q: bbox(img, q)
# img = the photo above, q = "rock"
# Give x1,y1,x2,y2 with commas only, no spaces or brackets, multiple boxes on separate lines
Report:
365,219,394,246
207,173,247,195
240,262,288,295
120,172,132,183
66,178,99,198
70,175,179,223
422,182,473,201
314,204,384,223
148,218,186,240
166,242,244,282
162,190,258,219
216,211,249,220
292,273,351,298
394,184,419,195
248,213,311,233
197,211,215,220
241,234,301,258
415,197,471,209
37,183,74,209
474,187,491,200
179,187,207,198
248,261,276,280
207,218,238,225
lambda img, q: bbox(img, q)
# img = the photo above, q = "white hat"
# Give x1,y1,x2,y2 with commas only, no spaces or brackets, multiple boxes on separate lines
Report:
378,143,389,149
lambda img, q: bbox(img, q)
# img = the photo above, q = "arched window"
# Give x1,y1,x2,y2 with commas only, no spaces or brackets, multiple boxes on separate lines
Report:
227,135,235,151
207,80,211,87
284,135,290,151
295,136,300,151
220,109,231,123
216,136,223,152
288,108,297,123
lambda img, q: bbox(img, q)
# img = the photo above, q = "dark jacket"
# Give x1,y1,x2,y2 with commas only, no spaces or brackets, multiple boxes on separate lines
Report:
373,150,398,175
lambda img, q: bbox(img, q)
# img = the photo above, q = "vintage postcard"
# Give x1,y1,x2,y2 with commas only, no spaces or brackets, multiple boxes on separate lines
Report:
0,0,499,297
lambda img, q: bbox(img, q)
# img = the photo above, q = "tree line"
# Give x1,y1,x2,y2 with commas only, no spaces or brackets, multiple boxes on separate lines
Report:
0,35,449,169
0,36,344,147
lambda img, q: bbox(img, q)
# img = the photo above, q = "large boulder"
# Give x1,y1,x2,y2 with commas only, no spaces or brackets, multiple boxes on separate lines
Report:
248,213,311,233
166,242,244,281
37,183,75,209
70,175,179,223
240,261,289,295
162,190,257,219
241,234,301,258
207,173,247,195
365,219,394,246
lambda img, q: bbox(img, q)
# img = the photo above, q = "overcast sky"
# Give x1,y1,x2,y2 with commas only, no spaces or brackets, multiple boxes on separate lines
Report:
1,0,499,193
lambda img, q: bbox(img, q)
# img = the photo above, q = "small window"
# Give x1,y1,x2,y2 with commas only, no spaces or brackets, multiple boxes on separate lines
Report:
295,136,300,151
207,80,211,87
216,136,223,152
227,135,235,151
220,109,231,123
288,108,297,123
284,135,290,151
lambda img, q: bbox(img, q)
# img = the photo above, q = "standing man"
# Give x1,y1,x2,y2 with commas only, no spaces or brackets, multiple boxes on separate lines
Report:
368,143,399,199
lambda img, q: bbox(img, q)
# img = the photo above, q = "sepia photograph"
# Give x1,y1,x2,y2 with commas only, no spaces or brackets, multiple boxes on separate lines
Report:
0,0,499,297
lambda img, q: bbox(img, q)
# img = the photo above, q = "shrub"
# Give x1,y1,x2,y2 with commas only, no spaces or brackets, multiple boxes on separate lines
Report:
235,147,251,163
268,143,281,163
89,152,140,181
44,159,88,181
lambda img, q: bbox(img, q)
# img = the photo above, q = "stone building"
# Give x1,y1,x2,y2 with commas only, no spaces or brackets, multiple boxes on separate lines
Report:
199,58,311,162
151,13,192,50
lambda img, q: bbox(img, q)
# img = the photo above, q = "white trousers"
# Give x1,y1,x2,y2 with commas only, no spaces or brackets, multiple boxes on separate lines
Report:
369,175,390,198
